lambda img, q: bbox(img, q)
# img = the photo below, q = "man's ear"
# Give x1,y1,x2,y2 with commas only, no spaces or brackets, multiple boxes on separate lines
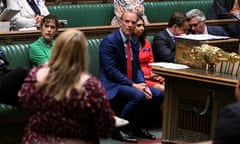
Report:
173,24,178,28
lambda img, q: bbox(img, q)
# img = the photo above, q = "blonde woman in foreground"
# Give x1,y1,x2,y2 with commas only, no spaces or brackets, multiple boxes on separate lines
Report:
18,29,115,144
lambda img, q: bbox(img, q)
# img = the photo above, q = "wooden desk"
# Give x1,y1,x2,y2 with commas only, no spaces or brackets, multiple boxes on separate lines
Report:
152,66,238,143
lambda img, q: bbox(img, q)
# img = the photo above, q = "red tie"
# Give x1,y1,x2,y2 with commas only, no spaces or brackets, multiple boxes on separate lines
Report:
126,39,132,80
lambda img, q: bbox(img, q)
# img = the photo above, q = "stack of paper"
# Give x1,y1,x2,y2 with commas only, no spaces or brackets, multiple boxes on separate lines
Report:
0,8,20,21
175,34,230,41
149,62,190,69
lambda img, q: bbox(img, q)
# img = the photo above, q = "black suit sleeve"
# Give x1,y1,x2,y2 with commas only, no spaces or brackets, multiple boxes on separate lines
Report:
152,32,175,63
213,102,240,144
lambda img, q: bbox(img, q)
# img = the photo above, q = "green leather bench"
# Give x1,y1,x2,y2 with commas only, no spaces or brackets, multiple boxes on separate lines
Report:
1,39,103,75
48,0,213,27
0,38,103,143
0,44,31,144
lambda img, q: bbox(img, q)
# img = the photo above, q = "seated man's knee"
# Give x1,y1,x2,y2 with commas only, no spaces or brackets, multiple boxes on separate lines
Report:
133,91,145,102
150,87,164,103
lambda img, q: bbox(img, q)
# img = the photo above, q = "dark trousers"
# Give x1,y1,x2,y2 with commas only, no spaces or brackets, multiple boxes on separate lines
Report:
111,85,164,130
0,67,29,106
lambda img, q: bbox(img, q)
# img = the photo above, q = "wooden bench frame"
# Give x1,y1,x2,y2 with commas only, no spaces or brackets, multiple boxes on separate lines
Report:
0,19,237,45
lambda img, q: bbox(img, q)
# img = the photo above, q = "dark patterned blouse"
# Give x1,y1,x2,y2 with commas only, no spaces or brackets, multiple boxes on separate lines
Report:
18,67,115,144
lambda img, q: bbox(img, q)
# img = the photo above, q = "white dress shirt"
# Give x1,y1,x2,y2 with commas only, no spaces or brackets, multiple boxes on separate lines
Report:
7,0,49,29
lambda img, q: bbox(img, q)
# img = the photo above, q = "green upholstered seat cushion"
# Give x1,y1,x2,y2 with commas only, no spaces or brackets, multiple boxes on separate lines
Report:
0,104,28,123
0,104,29,144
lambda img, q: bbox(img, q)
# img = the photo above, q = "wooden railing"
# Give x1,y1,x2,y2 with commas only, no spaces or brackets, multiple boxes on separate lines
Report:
0,25,117,45
0,19,237,45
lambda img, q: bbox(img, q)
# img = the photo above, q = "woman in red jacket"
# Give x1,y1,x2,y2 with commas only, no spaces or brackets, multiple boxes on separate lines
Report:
133,15,165,92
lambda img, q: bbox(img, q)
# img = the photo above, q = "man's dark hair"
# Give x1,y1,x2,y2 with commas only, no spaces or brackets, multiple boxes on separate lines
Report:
168,12,189,28
40,14,59,30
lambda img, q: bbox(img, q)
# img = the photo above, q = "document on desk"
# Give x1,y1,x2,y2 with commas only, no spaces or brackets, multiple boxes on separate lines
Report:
0,8,20,21
149,62,190,69
174,34,230,41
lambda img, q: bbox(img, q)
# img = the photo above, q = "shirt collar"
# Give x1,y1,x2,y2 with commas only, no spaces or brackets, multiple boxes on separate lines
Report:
39,37,54,48
166,28,175,38
119,29,131,43
203,24,208,34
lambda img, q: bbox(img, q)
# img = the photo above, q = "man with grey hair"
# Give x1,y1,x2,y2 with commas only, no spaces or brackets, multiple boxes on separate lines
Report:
186,9,228,36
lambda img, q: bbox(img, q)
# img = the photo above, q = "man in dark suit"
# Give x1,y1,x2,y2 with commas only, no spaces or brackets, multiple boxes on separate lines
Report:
213,76,240,144
207,0,240,38
99,10,164,143
186,77,240,144
152,12,189,62
186,9,229,36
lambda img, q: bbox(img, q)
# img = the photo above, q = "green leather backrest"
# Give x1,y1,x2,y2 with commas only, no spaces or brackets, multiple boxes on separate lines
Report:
47,1,213,27
144,0,213,23
48,4,114,27
88,38,102,77
0,39,103,77
146,35,154,44
0,44,31,70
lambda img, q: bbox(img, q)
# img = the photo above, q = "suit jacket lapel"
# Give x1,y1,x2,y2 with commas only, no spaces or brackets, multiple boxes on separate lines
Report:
163,30,175,48
115,30,126,61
